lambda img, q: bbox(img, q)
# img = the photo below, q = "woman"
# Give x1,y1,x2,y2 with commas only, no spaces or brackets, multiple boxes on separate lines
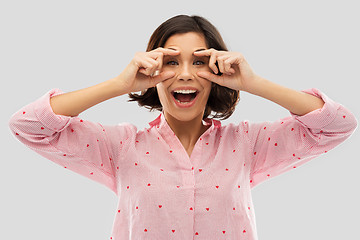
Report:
9,14,357,239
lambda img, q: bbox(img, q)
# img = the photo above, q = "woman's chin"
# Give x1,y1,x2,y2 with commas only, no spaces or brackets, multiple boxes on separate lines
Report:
165,109,204,123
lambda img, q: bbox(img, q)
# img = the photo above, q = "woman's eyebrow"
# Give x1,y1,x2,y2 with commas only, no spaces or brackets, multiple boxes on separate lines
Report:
165,47,207,53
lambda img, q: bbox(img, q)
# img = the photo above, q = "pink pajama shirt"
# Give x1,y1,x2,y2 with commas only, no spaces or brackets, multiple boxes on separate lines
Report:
9,88,357,239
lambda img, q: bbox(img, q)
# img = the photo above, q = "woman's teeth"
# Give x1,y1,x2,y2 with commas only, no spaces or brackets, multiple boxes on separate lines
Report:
173,89,197,94
175,99,190,104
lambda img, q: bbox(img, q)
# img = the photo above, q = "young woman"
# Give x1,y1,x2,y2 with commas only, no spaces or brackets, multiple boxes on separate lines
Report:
9,14,357,239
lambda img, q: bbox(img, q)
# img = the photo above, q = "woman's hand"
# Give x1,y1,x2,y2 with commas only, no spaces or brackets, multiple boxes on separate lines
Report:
115,47,180,93
194,49,261,92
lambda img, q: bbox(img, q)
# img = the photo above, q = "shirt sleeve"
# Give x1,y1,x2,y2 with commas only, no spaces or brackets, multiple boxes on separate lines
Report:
8,89,137,195
246,88,358,189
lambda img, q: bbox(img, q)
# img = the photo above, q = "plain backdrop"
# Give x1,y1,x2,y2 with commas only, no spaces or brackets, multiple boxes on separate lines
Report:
1,0,359,239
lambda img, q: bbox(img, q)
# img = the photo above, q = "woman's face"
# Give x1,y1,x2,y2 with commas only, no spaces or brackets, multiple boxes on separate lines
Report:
156,32,213,122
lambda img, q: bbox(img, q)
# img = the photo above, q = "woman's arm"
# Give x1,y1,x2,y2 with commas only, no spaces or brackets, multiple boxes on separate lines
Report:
247,76,325,116
49,78,127,117
50,47,179,117
194,49,325,116
245,87,357,189
8,47,180,195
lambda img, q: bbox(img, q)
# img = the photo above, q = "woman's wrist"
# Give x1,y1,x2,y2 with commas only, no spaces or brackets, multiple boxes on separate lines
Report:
242,74,267,95
105,77,129,97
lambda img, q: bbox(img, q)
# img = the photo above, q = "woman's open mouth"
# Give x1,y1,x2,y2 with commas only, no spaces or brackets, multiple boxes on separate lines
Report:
171,89,199,108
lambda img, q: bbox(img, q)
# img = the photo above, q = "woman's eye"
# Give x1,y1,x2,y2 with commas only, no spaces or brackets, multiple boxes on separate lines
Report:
166,61,178,65
194,60,205,65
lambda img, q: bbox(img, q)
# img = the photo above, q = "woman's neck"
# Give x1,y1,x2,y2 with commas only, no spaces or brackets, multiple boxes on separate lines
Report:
163,111,210,148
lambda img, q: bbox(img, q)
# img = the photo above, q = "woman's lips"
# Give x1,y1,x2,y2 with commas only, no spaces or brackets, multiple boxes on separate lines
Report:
170,91,200,108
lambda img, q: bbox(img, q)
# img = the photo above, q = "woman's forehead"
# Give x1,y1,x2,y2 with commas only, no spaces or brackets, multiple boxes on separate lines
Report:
163,32,207,52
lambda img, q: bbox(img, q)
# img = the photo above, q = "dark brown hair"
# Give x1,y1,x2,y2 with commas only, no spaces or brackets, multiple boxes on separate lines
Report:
128,14,240,120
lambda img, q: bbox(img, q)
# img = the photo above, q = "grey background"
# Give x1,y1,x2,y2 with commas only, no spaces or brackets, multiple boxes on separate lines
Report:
1,0,359,239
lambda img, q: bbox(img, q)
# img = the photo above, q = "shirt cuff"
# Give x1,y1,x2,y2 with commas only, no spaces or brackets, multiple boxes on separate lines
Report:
33,89,73,132
289,88,341,129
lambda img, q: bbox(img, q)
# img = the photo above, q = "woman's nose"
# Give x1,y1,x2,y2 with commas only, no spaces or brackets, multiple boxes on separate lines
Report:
177,64,193,81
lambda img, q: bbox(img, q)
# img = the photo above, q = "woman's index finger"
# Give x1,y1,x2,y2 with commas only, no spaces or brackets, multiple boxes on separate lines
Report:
160,47,180,56
193,49,212,56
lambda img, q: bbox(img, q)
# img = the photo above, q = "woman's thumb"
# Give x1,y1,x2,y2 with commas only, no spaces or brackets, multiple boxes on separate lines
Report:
151,71,175,85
